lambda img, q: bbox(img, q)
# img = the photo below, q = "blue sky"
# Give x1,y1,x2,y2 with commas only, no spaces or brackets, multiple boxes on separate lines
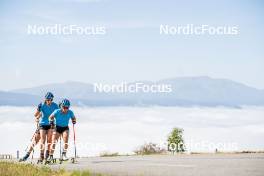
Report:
0,0,263,90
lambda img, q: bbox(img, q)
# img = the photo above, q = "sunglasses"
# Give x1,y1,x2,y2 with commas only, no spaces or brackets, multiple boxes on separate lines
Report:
46,99,53,102
62,106,69,109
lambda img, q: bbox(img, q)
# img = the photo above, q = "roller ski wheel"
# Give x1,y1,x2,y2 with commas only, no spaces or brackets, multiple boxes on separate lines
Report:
59,158,69,164
37,159,44,164
71,157,77,164
51,158,57,164
44,160,50,165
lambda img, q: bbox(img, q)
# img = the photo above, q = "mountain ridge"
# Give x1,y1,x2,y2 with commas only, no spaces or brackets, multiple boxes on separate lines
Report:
1,76,263,107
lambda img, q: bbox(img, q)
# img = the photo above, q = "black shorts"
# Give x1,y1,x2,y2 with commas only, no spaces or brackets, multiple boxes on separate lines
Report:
56,126,69,134
39,125,51,130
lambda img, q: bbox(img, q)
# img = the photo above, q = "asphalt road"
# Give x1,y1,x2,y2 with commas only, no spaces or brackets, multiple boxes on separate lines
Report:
47,153,264,176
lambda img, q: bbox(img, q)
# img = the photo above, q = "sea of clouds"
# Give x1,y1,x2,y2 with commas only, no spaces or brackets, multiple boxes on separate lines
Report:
0,106,264,157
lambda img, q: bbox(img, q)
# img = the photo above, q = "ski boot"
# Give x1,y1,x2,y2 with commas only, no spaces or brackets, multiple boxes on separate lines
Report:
62,152,69,161
19,153,30,162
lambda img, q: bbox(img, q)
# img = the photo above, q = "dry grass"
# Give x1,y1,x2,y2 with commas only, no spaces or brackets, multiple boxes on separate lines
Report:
0,161,103,176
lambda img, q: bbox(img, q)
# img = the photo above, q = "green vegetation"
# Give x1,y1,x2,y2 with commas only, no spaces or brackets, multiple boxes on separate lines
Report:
100,152,119,157
134,142,166,155
167,127,185,154
0,161,103,176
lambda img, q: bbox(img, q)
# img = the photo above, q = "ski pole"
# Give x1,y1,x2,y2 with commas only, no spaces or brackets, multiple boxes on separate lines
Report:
31,146,34,163
72,124,77,159
30,123,39,163
25,125,39,152
60,135,62,159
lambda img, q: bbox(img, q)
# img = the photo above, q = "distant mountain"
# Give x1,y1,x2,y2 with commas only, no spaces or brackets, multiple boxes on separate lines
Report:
12,81,95,99
0,91,40,106
157,76,264,106
2,77,264,107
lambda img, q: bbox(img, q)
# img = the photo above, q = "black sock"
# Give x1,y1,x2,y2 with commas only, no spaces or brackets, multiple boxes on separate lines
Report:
40,153,44,160
45,150,49,159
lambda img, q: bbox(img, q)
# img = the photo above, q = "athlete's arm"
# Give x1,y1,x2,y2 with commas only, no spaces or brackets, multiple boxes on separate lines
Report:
35,113,41,123
34,111,40,117
34,111,41,119
34,103,42,120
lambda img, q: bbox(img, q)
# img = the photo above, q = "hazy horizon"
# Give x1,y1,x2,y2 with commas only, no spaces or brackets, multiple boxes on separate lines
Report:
1,75,263,92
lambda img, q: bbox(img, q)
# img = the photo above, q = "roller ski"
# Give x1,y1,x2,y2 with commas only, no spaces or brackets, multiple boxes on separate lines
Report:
59,152,69,164
58,154,76,164
59,157,77,164
45,155,57,164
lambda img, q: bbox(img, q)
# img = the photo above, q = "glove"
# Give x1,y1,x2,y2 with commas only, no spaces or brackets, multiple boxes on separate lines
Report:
37,103,42,112
50,120,55,129
35,118,39,123
72,119,76,124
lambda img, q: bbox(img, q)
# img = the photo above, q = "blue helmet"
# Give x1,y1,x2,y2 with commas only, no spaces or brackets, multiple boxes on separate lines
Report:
61,98,70,108
45,92,54,100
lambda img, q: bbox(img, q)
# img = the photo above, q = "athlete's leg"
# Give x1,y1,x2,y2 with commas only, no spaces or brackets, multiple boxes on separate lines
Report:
49,131,60,156
45,129,53,159
39,129,47,160
62,129,69,160
28,131,40,154
62,130,69,152
46,130,60,162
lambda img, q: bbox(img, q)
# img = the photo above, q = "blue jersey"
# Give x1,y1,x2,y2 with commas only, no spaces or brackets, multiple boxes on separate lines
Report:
51,109,75,127
38,102,59,126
